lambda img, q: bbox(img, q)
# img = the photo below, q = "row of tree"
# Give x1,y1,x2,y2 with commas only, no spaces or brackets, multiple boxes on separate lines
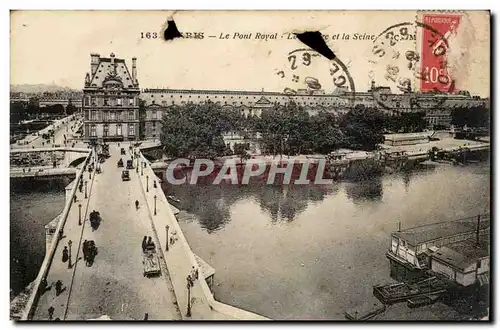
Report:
159,101,430,159
451,105,490,129
10,101,78,123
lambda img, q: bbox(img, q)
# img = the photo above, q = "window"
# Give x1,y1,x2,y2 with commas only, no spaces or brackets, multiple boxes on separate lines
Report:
102,111,108,121
116,124,122,136
91,111,97,120
152,110,157,119
91,97,96,106
90,125,96,137
129,98,134,106
128,111,135,120
104,98,109,106
103,125,109,137
129,124,135,136
110,111,115,120
84,97,89,106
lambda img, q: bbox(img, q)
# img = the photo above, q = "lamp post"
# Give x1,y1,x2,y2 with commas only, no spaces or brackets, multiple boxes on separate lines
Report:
78,204,82,225
85,181,88,199
186,276,192,317
68,240,73,269
166,225,169,251
141,164,144,176
154,195,157,215
146,176,149,192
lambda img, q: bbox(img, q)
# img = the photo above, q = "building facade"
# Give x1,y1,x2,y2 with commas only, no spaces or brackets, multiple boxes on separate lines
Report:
83,53,140,142
80,53,489,141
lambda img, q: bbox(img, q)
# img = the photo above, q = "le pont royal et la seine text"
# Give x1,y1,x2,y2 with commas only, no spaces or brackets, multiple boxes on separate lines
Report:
141,31,378,41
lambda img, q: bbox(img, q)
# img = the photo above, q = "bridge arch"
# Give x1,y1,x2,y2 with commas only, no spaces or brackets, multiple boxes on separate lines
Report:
142,153,157,163
68,156,87,167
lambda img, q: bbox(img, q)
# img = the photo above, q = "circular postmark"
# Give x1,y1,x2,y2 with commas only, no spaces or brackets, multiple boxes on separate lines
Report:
275,48,356,108
368,17,459,112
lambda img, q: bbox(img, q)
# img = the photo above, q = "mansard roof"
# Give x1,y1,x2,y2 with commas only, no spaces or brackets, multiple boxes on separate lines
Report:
88,57,136,89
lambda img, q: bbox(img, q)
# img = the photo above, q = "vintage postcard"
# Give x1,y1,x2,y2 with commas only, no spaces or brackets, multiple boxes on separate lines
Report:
10,10,490,321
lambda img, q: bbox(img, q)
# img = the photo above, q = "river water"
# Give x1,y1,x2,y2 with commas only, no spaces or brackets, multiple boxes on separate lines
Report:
10,162,489,319
164,161,490,320
10,179,67,296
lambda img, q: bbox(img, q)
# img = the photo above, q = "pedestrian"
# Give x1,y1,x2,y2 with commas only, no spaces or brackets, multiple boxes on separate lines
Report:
142,236,147,252
144,313,148,320
82,240,88,263
48,306,54,320
135,200,139,210
62,246,69,263
187,275,194,288
55,280,63,296
147,236,155,250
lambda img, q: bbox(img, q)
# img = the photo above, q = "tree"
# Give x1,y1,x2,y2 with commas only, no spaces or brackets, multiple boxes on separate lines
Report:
451,104,489,128
160,101,231,159
309,111,344,154
10,102,26,123
234,142,250,161
66,100,77,115
340,105,385,151
259,102,311,156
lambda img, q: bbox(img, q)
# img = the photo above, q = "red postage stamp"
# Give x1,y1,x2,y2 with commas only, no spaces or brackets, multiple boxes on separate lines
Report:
420,13,461,93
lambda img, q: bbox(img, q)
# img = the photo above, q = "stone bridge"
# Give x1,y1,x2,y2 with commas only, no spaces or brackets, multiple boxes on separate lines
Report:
10,147,91,169
17,143,269,321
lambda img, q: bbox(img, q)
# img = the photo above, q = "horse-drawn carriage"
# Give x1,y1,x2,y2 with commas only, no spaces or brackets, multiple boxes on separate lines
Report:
143,245,161,277
117,158,124,167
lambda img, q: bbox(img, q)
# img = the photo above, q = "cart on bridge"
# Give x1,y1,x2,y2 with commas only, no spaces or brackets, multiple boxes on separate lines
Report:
142,245,161,278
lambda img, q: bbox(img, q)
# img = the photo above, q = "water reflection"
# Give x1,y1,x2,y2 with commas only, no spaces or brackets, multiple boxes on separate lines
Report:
344,178,383,204
163,181,340,230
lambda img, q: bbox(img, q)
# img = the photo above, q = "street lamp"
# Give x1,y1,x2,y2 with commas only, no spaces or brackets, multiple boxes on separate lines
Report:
166,225,169,251
154,195,157,215
85,181,88,199
68,240,73,269
141,165,144,176
186,276,192,317
146,176,149,192
78,204,82,225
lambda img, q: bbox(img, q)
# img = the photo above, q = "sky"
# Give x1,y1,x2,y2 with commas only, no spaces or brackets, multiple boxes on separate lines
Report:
10,10,490,97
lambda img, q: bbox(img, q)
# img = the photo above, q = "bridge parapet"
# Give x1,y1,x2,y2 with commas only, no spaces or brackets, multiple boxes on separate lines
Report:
21,149,94,320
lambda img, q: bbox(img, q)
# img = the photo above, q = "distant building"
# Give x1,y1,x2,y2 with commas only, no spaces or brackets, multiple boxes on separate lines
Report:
82,53,140,142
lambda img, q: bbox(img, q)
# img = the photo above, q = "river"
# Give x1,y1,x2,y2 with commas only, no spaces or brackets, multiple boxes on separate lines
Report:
164,161,490,320
10,162,489,319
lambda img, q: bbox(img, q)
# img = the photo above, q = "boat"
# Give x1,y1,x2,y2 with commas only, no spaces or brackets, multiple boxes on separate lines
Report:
167,195,181,208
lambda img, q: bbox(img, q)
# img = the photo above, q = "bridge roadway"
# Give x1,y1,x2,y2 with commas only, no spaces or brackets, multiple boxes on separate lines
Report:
28,143,268,320
32,145,182,320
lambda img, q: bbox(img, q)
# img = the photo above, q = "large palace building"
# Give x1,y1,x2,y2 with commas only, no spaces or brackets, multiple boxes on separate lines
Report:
83,53,489,141
83,53,140,142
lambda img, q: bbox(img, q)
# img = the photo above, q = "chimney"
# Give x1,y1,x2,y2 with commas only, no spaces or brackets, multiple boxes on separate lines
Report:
90,53,100,76
132,57,137,85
